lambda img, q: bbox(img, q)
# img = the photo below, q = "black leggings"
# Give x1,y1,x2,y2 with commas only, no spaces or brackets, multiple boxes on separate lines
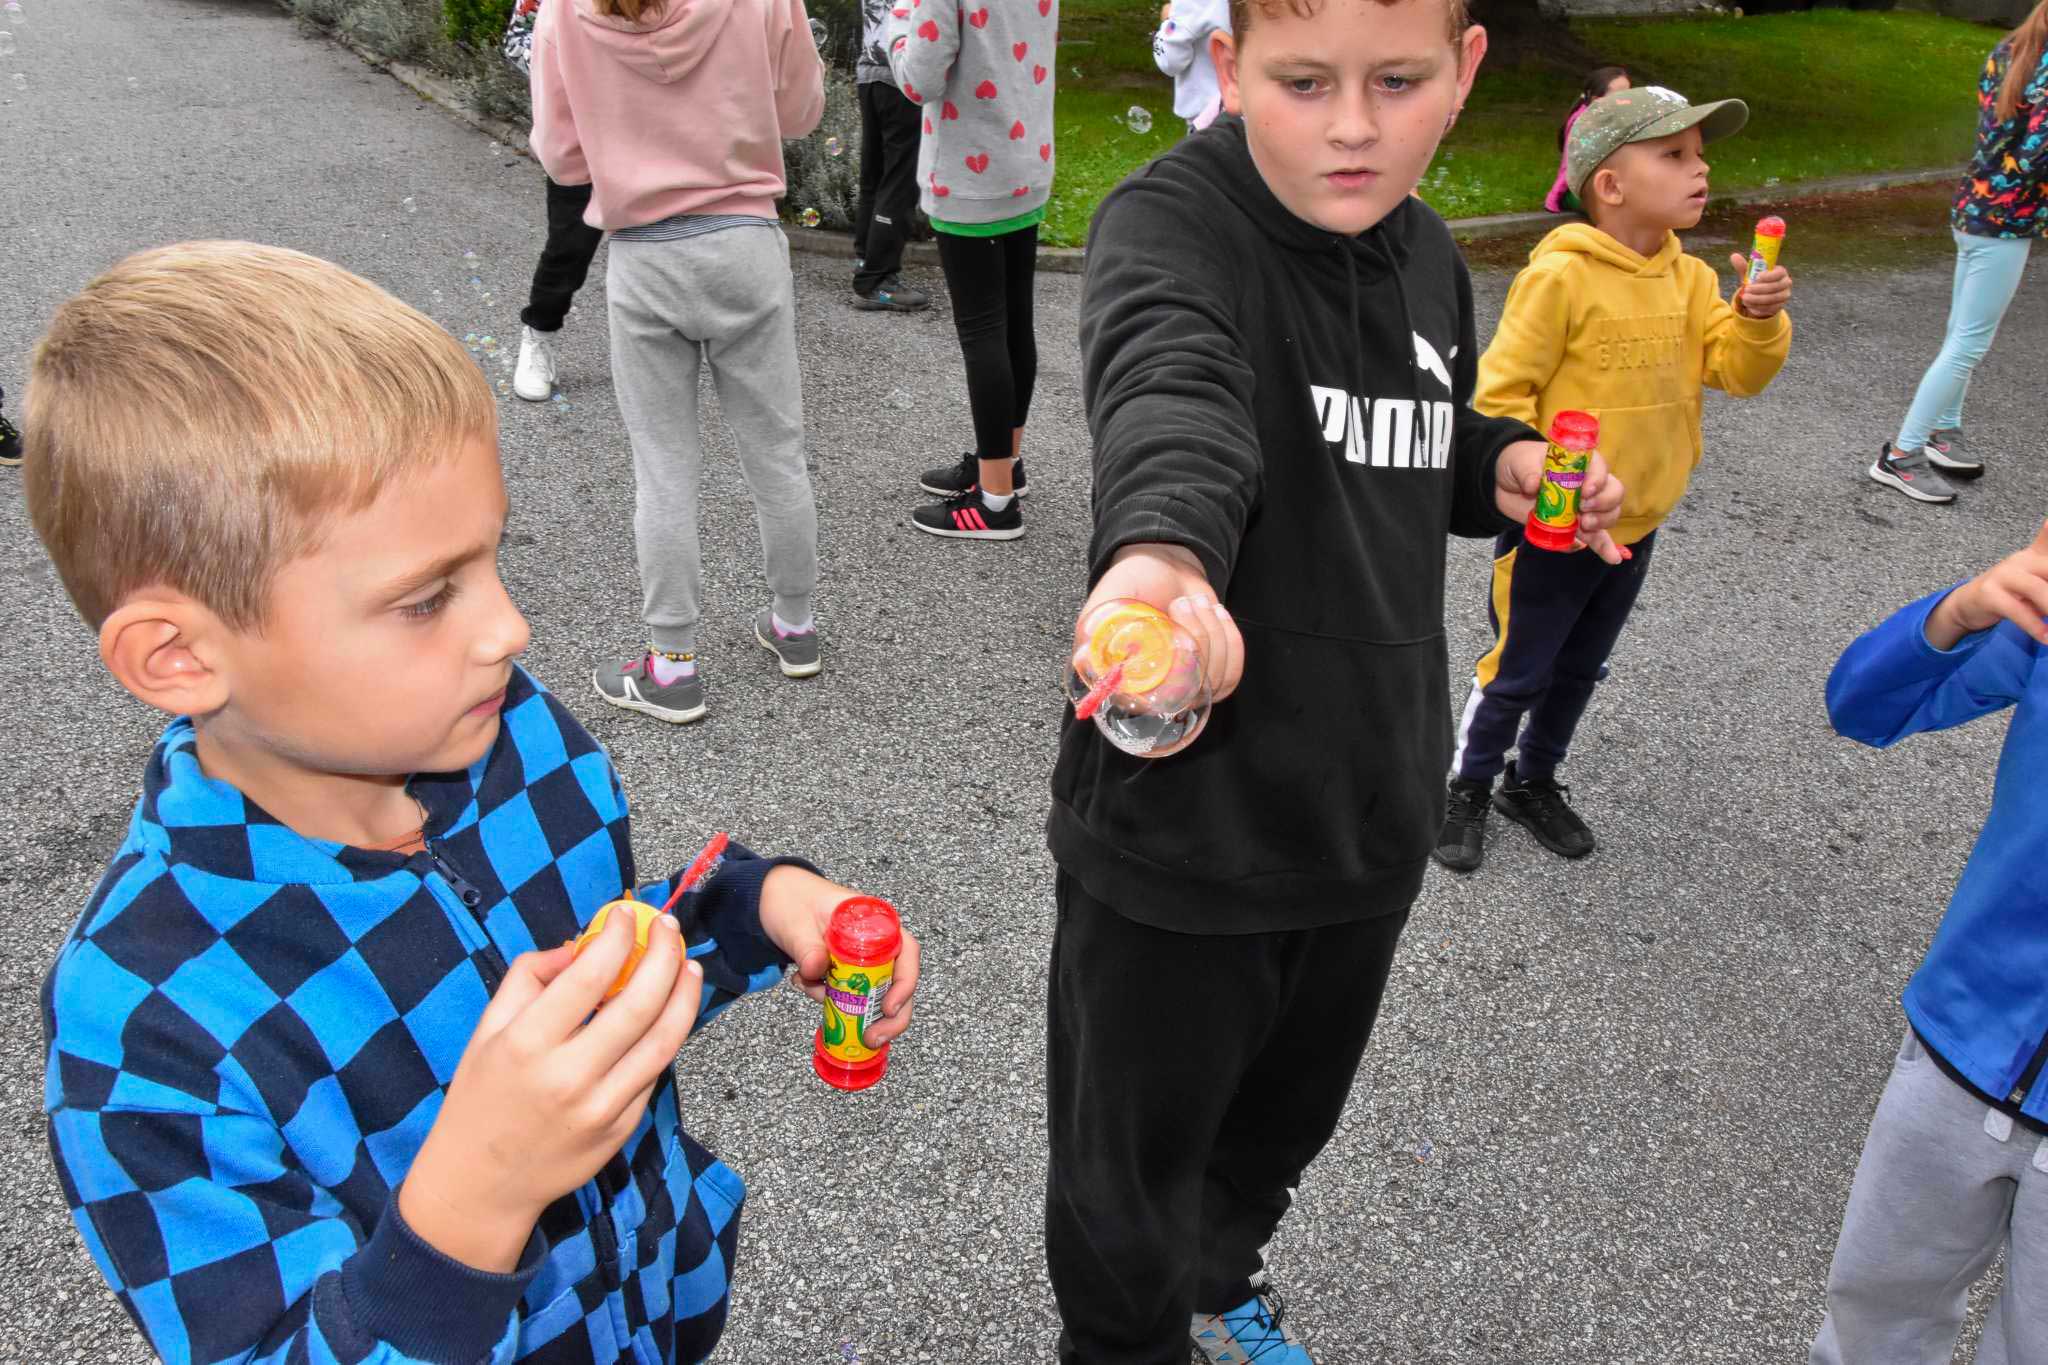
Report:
935,225,1038,463
522,176,605,333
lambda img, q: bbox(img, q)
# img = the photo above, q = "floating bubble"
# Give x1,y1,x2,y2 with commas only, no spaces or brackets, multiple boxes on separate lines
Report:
824,135,843,158
470,276,483,287
480,335,498,349
800,207,822,228
464,331,480,343
12,72,25,90
402,195,416,213
1414,1137,1434,1163
886,388,912,411
809,16,827,46
0,31,14,55
462,249,478,260
1125,105,1152,135
2,2,19,12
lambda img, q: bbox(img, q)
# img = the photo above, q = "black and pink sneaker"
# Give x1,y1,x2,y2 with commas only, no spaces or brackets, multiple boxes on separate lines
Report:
1924,428,1984,479
912,488,1024,541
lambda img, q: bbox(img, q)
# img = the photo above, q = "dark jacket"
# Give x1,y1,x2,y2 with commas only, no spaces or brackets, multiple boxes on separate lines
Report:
1049,118,1535,934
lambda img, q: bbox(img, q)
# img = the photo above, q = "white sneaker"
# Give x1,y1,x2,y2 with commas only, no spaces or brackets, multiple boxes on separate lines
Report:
513,326,556,402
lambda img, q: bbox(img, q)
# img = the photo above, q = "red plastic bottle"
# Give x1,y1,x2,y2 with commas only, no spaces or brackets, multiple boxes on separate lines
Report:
812,897,903,1091
1524,410,1600,553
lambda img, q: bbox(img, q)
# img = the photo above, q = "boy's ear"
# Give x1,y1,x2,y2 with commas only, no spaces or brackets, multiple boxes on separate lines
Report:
100,595,232,720
1212,30,1242,116
1454,23,1487,108
1590,164,1624,211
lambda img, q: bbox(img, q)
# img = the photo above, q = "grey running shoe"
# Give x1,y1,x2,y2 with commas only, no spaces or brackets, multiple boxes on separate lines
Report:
754,609,822,678
593,652,707,724
1869,442,1957,505
1925,427,1984,479
853,273,931,312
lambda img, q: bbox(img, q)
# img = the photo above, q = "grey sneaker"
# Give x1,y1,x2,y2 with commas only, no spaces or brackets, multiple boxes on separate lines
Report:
754,609,821,678
1925,427,1984,479
1869,442,1958,504
593,652,707,724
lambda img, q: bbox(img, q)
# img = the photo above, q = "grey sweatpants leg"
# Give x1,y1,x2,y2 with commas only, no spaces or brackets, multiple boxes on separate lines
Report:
605,226,818,656
1811,1030,2048,1365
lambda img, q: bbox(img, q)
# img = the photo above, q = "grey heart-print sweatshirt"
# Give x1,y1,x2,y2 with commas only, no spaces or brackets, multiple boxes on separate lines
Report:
886,0,1058,225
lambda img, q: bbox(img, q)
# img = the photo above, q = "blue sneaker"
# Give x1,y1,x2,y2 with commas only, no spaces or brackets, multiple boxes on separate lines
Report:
1190,1287,1314,1363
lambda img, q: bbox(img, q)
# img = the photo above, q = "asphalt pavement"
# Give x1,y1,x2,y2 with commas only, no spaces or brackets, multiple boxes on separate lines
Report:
3,2,2046,1361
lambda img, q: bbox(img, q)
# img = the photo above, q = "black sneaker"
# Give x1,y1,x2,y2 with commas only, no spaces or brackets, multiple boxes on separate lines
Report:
911,488,1024,541
1924,428,1984,479
1493,761,1595,859
853,273,931,312
0,411,20,467
917,451,1029,497
1433,777,1492,873
1869,441,1957,504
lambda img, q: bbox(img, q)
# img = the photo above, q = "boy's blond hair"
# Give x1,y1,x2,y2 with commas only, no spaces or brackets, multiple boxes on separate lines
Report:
25,241,494,631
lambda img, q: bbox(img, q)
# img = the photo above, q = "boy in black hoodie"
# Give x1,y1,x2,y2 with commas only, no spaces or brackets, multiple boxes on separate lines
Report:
1044,0,1625,1360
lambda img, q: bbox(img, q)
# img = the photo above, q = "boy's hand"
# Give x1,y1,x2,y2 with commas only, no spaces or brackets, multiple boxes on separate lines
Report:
399,909,704,1273
1080,543,1245,704
1495,440,1629,564
1927,518,2048,650
760,866,921,1047
1729,257,1791,320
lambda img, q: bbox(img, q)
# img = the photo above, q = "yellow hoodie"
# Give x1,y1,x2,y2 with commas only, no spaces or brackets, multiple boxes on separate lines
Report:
1475,223,1791,547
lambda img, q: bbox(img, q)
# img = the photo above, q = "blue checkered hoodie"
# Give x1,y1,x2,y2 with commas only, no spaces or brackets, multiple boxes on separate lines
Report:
43,667,799,1365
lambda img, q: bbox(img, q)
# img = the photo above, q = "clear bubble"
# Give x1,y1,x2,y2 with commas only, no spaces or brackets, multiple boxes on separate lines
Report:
1,2,19,12
824,135,842,158
480,335,498,349
800,207,822,228
464,332,480,343
1125,105,1153,135
128,76,140,89
11,72,24,90
470,276,483,287
462,249,478,260
402,195,416,213
809,16,827,46
886,388,912,410
1414,1137,1434,1163
0,31,15,55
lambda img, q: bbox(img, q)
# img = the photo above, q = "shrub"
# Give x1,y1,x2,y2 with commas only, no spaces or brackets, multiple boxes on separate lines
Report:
782,65,863,230
443,0,515,50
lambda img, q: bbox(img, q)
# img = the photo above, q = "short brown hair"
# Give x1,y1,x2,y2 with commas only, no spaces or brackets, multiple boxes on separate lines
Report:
25,242,495,631
1229,0,1470,43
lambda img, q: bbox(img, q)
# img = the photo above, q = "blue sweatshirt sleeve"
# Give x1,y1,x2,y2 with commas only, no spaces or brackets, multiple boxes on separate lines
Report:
634,841,811,1028
46,1103,541,1365
1825,587,2040,747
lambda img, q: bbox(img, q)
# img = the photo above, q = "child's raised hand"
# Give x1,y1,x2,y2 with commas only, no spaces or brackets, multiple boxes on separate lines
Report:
1933,518,2048,648
397,908,704,1272
759,866,921,1047
1729,256,1791,320
1495,440,1630,565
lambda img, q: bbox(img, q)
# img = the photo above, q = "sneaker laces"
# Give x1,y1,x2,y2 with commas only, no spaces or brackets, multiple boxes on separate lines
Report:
1515,775,1572,819
1445,783,1489,824
1241,1286,1295,1361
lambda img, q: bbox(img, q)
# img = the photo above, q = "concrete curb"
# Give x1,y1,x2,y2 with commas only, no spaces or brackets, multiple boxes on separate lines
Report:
309,16,1957,273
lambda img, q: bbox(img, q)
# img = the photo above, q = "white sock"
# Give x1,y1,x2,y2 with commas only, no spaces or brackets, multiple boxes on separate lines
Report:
981,488,1014,513
648,651,696,685
772,611,814,637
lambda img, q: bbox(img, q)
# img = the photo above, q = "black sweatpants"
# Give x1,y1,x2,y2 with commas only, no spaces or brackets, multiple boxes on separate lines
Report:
1452,525,1657,785
854,78,921,291
521,176,605,333
1045,870,1410,1365
935,225,1038,462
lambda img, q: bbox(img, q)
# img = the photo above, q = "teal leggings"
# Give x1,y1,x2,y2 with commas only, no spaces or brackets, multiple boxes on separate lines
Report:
1897,230,2033,452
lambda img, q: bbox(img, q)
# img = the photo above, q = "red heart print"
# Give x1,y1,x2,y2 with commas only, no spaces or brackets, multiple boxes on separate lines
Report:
1039,142,1051,161
1009,120,1026,140
917,19,939,40
934,182,951,197
891,6,907,14
942,100,959,120
1033,64,1047,83
903,81,921,100
966,153,991,173
923,116,933,133
967,7,988,25
1013,40,1028,60
1038,0,1050,13
1013,186,1030,197
975,79,998,99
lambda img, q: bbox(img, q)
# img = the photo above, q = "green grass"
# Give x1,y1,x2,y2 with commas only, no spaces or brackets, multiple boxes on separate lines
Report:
1036,7,1996,244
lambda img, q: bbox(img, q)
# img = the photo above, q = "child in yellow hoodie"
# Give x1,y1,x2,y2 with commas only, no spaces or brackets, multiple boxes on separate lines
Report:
1436,86,1792,873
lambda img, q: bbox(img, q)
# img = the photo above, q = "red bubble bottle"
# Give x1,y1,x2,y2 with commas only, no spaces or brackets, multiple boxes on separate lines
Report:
1525,410,1599,552
813,896,903,1091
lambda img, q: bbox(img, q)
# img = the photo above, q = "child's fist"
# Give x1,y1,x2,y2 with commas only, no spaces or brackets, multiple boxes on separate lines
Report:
1729,255,1791,320
760,867,921,1048
1937,518,2048,648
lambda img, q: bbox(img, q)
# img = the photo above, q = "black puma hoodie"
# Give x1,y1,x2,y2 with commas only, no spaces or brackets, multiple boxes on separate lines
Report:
1048,117,1538,933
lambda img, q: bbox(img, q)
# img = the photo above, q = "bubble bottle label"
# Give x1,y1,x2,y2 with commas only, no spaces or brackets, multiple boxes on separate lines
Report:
1524,410,1598,553
813,897,902,1092
1746,216,1785,285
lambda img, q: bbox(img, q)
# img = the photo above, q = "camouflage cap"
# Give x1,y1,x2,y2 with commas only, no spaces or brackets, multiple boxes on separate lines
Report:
1564,85,1750,199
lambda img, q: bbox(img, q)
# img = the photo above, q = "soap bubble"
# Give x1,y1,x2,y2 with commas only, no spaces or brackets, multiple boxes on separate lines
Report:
1125,105,1153,135
824,135,843,158
1414,1137,1434,1163
1067,598,1210,757
809,16,827,47
402,196,416,213
800,207,822,228
0,31,15,55
462,249,478,260
11,73,25,90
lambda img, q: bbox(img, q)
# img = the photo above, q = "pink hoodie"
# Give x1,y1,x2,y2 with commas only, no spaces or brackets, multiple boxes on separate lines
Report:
530,0,824,229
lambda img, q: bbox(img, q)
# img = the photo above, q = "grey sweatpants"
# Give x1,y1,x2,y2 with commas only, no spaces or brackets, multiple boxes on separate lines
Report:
1811,1030,2048,1364
605,225,817,656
